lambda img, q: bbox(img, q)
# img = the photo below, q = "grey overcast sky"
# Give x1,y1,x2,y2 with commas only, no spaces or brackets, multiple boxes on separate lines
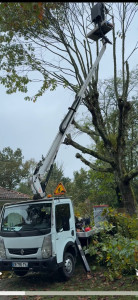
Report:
0,4,138,179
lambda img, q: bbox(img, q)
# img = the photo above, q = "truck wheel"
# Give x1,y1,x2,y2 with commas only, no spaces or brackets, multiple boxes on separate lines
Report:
59,252,75,280
14,270,28,277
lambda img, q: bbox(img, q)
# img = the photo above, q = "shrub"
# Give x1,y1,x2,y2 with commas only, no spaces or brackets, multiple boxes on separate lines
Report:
103,207,138,239
88,219,138,281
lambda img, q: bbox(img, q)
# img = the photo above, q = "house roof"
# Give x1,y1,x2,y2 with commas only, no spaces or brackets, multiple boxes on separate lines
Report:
0,186,30,200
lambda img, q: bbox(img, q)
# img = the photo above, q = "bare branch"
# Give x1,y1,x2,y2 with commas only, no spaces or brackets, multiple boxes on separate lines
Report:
63,134,115,165
72,119,99,143
112,14,118,100
124,60,130,100
76,153,113,173
125,41,138,62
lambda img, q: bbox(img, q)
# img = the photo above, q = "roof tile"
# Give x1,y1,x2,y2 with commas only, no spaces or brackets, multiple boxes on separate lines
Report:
0,186,30,200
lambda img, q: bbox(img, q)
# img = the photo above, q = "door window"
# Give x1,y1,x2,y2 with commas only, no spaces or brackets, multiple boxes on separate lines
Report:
55,204,70,232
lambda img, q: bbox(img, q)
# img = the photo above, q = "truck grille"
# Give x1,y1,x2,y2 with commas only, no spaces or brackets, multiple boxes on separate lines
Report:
8,248,38,255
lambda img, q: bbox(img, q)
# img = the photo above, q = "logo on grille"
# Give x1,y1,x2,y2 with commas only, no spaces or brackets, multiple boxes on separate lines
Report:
20,249,24,255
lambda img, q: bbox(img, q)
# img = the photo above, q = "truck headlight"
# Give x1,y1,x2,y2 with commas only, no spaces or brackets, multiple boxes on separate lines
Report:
41,235,52,259
0,238,6,259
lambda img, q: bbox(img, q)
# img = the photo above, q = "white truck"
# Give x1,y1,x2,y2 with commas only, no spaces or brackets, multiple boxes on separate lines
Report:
0,3,113,280
0,196,93,279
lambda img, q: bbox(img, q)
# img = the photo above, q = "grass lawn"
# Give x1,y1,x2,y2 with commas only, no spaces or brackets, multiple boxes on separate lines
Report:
0,257,137,300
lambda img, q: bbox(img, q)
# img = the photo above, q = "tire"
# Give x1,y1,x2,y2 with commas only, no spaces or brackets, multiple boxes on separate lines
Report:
14,270,28,277
59,252,75,280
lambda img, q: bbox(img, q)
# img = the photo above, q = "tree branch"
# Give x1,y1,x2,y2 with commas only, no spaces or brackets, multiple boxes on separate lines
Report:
63,134,115,165
117,97,132,153
72,119,99,143
123,166,138,183
84,90,113,151
67,20,87,79
124,60,130,100
75,153,113,173
112,14,119,100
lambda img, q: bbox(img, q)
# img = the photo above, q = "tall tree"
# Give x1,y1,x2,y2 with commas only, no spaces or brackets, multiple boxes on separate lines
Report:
0,3,138,214
0,147,32,189
79,76,138,208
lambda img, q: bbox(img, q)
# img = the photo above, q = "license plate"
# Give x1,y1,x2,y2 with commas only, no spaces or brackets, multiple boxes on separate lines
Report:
12,262,28,268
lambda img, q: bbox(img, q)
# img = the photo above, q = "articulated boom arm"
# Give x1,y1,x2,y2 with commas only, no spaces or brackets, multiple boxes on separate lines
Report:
31,42,107,199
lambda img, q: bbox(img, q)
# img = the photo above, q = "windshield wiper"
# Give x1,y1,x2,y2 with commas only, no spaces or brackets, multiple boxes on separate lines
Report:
33,228,46,234
3,228,22,236
12,230,22,236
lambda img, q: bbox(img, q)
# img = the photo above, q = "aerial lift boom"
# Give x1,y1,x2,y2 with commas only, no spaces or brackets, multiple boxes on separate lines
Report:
31,3,113,200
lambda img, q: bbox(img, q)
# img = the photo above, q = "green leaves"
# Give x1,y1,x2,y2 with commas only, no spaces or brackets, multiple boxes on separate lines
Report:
0,2,63,100
24,78,57,102
106,207,138,239
88,166,117,207
88,209,138,280
0,147,35,190
89,227,138,280
0,147,23,189
0,73,29,94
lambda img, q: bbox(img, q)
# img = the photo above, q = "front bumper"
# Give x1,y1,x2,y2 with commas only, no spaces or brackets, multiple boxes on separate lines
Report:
0,256,57,273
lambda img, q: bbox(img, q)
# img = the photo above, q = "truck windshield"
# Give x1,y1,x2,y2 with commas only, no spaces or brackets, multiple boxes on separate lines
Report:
1,203,51,232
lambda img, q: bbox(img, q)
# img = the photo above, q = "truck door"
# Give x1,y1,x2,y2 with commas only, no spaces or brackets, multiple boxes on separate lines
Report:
55,203,75,263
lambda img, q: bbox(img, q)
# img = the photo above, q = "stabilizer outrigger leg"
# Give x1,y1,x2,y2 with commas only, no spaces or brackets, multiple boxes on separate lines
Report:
75,235,91,275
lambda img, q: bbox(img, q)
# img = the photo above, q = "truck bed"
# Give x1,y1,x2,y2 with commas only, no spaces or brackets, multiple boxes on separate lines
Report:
76,227,100,238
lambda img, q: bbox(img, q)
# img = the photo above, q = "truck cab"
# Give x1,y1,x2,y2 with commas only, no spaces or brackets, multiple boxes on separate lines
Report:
0,197,77,279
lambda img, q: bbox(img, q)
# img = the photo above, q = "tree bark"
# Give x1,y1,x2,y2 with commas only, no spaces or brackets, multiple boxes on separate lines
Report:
114,168,136,215
115,176,136,216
